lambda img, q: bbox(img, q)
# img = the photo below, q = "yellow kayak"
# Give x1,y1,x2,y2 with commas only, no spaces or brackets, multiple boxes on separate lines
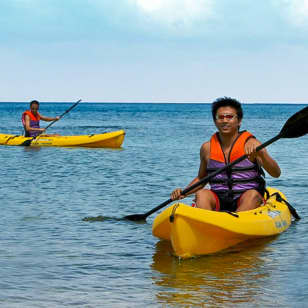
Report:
152,187,292,259
0,130,125,148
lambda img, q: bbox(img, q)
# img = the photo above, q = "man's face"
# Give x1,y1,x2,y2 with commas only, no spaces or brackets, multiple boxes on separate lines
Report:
30,103,39,115
215,106,241,135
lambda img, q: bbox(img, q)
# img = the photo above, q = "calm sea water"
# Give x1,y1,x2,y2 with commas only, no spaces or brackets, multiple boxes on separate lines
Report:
1,102,308,307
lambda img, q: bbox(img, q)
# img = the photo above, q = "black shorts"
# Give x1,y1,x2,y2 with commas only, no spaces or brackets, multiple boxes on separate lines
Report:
210,191,240,212
212,190,264,212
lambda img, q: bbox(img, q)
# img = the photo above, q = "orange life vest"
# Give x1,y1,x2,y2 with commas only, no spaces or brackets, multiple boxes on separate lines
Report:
22,110,41,137
207,130,265,203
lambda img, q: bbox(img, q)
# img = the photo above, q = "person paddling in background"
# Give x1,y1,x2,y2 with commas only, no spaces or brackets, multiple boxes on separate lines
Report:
171,97,281,212
22,100,60,137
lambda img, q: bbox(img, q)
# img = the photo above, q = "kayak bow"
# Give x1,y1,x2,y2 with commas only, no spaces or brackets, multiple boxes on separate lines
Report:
152,187,293,258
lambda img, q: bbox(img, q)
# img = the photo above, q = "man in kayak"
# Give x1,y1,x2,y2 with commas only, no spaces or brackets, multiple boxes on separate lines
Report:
22,100,60,137
171,97,281,212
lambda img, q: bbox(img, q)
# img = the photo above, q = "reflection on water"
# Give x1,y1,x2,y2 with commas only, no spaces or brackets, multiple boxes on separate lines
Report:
151,238,277,307
22,145,124,151
22,146,42,152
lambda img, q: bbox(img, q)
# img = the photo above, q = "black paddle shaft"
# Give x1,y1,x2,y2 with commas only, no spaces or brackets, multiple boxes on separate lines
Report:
124,105,308,222
131,134,282,220
43,99,82,131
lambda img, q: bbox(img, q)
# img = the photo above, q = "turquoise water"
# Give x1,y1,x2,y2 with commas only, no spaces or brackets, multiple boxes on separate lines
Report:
1,102,308,307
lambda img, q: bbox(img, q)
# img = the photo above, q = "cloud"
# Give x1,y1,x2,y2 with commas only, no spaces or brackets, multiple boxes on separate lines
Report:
129,0,308,42
131,0,214,32
102,0,308,44
1,0,308,46
276,0,308,28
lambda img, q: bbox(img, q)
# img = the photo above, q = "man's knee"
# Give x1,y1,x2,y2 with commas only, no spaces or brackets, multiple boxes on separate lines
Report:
237,189,263,211
195,190,216,210
244,189,263,202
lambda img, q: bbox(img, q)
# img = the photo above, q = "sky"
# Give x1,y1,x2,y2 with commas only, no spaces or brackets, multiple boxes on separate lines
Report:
1,0,308,103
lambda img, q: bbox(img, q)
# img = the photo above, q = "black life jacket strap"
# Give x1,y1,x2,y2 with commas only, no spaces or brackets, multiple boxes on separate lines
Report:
270,192,301,221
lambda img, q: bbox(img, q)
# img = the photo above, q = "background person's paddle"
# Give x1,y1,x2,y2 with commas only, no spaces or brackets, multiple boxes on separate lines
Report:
125,105,308,222
21,99,82,146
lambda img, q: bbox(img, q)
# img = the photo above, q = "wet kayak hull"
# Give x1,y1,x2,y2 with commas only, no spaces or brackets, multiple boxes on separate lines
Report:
152,187,292,258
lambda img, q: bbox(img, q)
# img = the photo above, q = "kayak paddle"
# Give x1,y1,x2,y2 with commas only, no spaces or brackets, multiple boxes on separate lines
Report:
21,99,82,146
124,105,308,222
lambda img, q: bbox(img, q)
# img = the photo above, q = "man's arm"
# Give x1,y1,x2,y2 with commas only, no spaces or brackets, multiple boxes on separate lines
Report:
245,138,281,178
39,113,60,122
171,141,210,200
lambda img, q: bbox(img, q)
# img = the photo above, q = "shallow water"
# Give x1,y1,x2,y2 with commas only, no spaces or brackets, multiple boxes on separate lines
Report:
1,102,308,307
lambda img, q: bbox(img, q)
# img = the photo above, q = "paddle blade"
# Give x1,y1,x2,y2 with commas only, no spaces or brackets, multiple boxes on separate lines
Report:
124,214,147,222
280,106,308,138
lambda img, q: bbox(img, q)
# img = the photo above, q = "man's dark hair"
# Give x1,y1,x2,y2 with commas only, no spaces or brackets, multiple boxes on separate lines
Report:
211,97,243,121
30,100,39,107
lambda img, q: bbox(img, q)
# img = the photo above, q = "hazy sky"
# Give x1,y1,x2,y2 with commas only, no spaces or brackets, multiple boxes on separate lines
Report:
1,0,308,102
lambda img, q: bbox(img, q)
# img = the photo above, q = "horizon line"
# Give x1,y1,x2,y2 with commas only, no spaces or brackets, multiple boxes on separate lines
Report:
0,101,307,105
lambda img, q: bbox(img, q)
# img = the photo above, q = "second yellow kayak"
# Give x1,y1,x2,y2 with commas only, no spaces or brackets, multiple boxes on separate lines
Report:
0,130,125,148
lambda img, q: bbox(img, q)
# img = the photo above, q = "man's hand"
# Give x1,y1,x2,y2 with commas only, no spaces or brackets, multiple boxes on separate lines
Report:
171,188,185,201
